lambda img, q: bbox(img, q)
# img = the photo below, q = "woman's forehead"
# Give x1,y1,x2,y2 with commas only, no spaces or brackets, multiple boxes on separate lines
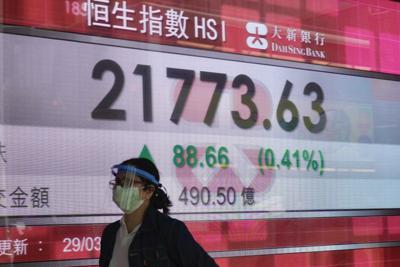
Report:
115,172,142,180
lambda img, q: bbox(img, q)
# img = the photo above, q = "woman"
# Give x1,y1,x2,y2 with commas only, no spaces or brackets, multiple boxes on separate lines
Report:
100,157,218,267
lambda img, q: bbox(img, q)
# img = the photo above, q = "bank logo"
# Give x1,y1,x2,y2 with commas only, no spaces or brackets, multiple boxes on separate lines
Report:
246,22,268,50
244,22,327,59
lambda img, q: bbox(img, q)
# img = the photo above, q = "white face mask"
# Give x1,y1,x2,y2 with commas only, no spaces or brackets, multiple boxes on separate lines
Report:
112,185,144,214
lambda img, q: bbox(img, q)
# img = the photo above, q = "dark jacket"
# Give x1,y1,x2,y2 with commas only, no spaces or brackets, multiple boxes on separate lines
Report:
99,206,219,267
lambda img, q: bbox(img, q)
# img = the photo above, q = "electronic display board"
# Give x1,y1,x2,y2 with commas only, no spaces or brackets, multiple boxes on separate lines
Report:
1,0,400,266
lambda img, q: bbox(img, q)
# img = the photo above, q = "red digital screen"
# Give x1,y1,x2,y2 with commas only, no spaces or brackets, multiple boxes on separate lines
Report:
3,0,400,75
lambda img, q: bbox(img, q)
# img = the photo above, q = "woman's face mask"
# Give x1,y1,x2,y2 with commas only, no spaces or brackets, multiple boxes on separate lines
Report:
110,166,146,214
112,185,144,214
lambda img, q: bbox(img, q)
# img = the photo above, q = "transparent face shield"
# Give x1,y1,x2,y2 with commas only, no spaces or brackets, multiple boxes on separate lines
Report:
111,165,141,188
110,164,160,188
110,164,160,213
110,165,144,213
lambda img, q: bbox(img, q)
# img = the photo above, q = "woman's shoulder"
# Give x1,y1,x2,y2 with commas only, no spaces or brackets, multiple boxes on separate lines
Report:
102,220,120,235
154,209,186,231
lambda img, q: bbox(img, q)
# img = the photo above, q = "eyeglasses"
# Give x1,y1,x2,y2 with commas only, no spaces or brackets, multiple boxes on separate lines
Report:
109,178,145,189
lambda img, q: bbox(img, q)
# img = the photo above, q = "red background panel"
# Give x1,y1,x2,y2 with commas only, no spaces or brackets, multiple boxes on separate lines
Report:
215,247,400,267
3,0,400,75
1,215,400,263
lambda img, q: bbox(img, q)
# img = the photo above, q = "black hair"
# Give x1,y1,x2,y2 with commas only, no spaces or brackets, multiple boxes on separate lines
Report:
120,157,173,214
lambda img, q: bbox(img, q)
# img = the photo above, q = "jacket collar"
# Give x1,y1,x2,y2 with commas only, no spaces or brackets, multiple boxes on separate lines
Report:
139,204,158,232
